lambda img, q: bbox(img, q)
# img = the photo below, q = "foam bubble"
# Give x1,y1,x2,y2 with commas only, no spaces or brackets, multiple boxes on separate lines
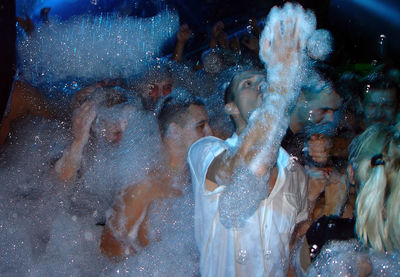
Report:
307,29,334,61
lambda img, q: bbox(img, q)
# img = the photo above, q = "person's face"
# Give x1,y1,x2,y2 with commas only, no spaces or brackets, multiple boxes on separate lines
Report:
362,88,397,127
146,78,173,100
304,89,342,126
181,105,213,149
102,121,124,144
96,105,134,144
232,71,267,122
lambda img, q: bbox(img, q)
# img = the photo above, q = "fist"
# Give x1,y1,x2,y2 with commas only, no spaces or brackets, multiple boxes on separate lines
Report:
177,24,192,42
307,134,332,164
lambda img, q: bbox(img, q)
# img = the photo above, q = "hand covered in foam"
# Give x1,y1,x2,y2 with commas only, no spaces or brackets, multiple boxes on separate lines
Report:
259,3,316,87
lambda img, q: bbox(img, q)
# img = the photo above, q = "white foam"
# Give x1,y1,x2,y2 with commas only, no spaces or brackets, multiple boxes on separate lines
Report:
17,10,179,89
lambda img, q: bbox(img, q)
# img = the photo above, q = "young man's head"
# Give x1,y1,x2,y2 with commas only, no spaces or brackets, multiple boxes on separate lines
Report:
135,65,173,111
224,69,266,131
292,68,342,135
360,74,398,128
158,94,212,153
87,87,137,144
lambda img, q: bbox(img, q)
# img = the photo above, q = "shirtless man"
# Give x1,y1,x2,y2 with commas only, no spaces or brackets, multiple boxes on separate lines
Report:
0,80,53,145
187,4,312,276
100,96,212,258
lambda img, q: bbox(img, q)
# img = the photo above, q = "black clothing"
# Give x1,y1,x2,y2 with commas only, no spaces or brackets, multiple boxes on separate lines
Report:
306,215,356,262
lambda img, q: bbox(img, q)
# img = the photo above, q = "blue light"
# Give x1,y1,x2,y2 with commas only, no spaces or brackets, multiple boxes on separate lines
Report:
352,0,400,26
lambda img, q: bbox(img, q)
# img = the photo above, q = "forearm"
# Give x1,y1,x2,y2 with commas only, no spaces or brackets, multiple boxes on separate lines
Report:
233,81,297,176
209,36,218,48
54,139,86,181
172,41,186,63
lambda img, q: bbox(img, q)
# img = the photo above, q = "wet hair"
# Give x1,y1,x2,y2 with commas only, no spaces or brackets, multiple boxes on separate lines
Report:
72,87,128,110
301,64,340,100
157,94,205,138
360,73,399,103
348,123,400,252
132,62,173,92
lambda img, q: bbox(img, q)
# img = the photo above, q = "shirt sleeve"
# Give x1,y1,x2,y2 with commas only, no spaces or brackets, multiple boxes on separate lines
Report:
295,164,309,224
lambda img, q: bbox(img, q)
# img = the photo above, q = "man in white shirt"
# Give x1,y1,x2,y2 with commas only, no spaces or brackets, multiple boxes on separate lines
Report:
188,3,312,276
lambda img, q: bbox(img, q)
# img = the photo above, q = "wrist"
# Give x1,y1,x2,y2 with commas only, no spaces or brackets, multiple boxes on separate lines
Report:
71,136,88,150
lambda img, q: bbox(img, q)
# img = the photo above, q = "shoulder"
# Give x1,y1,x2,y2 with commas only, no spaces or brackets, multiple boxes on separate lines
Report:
187,136,227,182
188,136,226,164
278,148,304,173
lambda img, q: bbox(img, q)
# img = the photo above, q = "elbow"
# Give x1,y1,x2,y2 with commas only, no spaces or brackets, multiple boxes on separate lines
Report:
100,227,125,258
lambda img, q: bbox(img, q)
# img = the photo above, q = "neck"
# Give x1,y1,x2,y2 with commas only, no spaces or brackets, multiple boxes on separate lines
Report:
168,151,186,171
233,117,248,135
289,114,303,134
164,140,186,172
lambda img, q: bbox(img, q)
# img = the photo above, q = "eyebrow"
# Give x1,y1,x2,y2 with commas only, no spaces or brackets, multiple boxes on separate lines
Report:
196,119,208,126
320,107,340,111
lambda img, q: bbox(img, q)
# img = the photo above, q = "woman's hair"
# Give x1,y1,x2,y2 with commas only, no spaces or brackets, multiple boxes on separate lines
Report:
348,123,400,252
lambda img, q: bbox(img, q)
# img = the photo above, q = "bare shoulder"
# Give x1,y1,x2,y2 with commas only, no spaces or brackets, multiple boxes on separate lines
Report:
122,182,152,207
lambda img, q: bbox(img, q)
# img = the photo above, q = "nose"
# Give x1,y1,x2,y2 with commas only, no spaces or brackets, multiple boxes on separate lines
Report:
324,110,335,123
375,106,384,118
258,81,268,92
204,123,213,136
149,86,161,99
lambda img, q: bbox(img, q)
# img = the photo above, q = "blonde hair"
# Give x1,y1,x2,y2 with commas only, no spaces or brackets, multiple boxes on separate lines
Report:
349,123,400,252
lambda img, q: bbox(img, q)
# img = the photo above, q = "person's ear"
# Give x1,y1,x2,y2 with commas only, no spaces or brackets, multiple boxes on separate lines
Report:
347,164,355,185
165,122,182,140
225,102,240,116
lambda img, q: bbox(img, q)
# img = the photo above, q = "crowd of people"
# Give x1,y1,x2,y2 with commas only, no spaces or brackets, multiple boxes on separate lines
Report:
0,2,399,276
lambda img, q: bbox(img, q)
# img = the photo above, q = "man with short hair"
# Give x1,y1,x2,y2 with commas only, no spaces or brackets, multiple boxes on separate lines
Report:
132,65,173,111
100,95,212,258
360,74,398,129
187,4,310,276
282,67,343,165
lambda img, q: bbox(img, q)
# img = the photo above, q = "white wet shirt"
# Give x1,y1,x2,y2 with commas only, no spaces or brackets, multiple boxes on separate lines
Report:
188,134,308,277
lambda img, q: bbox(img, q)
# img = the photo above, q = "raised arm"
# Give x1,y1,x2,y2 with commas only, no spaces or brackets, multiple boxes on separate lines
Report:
54,101,96,181
217,4,315,179
209,4,316,228
172,24,191,63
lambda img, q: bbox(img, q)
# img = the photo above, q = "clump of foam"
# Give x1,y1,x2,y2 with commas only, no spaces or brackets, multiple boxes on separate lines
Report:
102,186,199,276
307,240,400,276
307,29,334,61
218,166,269,228
0,93,167,275
17,10,179,89
75,104,164,222
29,211,108,276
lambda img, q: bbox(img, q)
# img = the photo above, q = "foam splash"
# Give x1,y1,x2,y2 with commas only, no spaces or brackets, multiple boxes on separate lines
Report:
17,10,179,89
102,186,199,277
307,240,400,276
